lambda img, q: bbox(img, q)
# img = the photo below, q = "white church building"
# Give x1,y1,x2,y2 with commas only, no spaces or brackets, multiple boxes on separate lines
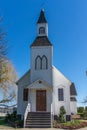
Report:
17,10,77,128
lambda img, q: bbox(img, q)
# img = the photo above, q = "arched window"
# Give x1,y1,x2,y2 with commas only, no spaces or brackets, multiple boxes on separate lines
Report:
35,56,41,70
42,55,48,69
39,27,45,34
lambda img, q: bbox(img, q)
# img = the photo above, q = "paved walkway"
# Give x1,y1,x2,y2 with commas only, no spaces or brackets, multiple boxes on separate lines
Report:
78,128,87,130
23,128,87,130
0,126,87,130
0,127,84,130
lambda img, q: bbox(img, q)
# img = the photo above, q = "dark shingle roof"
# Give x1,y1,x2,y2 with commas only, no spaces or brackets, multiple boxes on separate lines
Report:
30,36,52,47
70,83,77,96
37,10,47,23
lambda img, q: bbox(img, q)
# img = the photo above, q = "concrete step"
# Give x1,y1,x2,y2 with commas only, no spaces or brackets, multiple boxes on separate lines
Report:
26,123,51,125
27,116,50,119
25,112,51,128
25,124,51,128
26,119,50,122
28,112,50,116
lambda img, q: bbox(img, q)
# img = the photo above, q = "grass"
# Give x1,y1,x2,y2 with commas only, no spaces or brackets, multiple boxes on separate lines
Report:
0,117,5,125
63,120,81,126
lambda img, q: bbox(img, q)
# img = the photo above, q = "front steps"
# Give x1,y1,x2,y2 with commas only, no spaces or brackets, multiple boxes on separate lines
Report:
25,112,51,128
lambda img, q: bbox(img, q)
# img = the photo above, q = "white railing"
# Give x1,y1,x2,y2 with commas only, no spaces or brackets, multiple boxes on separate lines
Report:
51,103,54,127
24,103,31,128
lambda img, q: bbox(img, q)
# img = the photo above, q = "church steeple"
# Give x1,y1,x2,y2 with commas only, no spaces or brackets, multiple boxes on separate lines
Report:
30,10,53,83
31,10,52,47
37,9,48,37
37,9,47,23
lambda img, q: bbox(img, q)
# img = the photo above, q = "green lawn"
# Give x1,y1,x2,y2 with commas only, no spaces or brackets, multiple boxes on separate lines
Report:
0,117,5,125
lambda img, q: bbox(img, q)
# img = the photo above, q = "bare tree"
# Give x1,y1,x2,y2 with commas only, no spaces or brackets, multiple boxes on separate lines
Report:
0,18,17,106
83,97,87,104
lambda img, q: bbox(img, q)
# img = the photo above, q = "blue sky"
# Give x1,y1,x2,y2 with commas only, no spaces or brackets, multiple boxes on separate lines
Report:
0,0,87,106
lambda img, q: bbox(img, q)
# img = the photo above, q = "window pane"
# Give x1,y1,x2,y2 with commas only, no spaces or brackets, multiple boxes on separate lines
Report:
39,27,45,34
35,56,41,70
58,88,64,101
42,56,48,69
23,88,28,101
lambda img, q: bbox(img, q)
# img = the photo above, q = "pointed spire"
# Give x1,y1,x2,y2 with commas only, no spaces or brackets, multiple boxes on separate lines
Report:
37,9,47,23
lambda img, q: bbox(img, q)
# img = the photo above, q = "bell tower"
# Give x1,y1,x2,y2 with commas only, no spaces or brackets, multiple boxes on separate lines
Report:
30,10,53,84
37,9,48,37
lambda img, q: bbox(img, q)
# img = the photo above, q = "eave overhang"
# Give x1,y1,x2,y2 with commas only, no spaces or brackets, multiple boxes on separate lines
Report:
26,79,52,90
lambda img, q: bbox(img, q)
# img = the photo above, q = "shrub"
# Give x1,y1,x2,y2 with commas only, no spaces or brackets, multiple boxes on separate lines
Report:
53,120,58,127
53,120,87,129
15,119,23,128
78,113,84,118
5,111,17,122
83,111,87,120
54,115,59,121
5,111,23,128
85,106,87,111
58,106,66,123
77,107,84,113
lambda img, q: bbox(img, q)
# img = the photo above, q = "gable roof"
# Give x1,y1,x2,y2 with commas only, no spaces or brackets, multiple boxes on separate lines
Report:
70,83,77,96
37,10,47,24
30,36,52,47
16,70,30,86
52,66,71,84
27,79,52,89
52,66,77,96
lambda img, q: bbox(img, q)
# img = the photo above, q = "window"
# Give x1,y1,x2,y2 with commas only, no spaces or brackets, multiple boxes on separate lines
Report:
23,88,28,101
35,55,48,70
70,97,77,101
39,27,45,34
42,55,48,69
35,56,42,70
58,88,64,101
